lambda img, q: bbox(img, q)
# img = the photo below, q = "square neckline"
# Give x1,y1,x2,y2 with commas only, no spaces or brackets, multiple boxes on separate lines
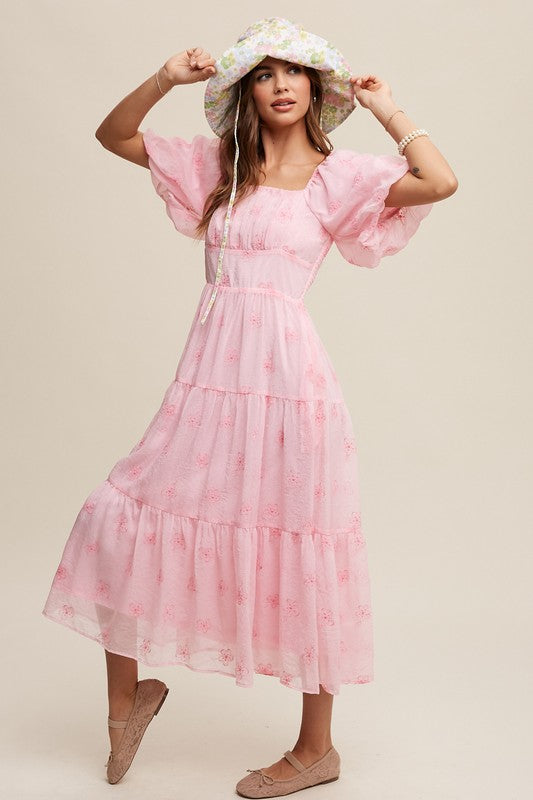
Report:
254,149,335,193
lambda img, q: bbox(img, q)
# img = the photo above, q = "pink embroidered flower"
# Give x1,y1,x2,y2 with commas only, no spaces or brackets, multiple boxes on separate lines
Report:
286,469,302,488
235,660,250,682
187,576,196,592
220,272,231,286
280,671,293,686
290,531,300,545
277,428,285,446
195,618,211,634
314,404,326,425
217,578,228,596
318,608,335,627
303,572,316,586
161,484,176,500
95,580,110,599
163,604,175,621
328,200,342,213
353,532,365,550
127,464,142,479
199,546,214,562
343,436,356,456
266,593,280,609
338,569,349,584
171,531,186,550
240,503,253,515
186,413,202,427
249,311,263,327
193,347,204,363
258,280,274,290
314,482,325,500
225,347,240,363
262,502,279,520
284,598,300,617
129,602,144,617
284,327,300,342
144,530,157,546
196,451,209,468
219,414,235,429
236,584,248,605
302,645,317,665
114,514,128,536
140,638,152,656
176,642,191,661
192,151,204,171
54,565,67,582
257,662,274,675
84,500,96,514
263,352,274,373
61,604,74,617
205,487,222,502
162,403,176,416
355,604,372,621
218,647,234,665
276,208,294,223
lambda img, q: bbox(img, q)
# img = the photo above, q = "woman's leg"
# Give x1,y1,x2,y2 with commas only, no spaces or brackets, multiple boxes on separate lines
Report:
105,649,138,754
256,683,335,780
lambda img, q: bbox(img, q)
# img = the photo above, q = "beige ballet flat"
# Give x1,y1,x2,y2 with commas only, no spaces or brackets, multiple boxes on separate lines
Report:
235,746,341,798
105,678,169,784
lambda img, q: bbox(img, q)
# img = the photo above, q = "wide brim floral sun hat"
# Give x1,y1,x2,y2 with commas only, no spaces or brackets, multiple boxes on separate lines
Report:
204,16,355,136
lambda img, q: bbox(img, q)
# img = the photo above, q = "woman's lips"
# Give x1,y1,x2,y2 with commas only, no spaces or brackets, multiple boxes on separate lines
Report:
271,101,296,112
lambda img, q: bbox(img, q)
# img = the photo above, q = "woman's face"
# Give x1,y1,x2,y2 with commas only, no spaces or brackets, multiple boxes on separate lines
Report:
250,57,312,129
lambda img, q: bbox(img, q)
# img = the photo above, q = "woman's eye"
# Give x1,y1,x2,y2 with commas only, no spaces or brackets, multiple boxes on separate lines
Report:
257,65,302,81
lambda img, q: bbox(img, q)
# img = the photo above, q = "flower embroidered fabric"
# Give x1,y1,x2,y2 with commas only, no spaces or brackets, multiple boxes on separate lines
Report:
42,128,433,694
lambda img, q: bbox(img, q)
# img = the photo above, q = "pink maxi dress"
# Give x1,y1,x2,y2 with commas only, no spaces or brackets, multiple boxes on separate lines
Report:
42,129,433,695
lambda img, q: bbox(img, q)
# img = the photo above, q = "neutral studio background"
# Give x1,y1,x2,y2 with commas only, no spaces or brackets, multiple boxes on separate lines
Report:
1,2,531,798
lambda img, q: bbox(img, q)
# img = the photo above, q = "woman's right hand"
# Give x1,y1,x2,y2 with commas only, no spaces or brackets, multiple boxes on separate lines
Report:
161,48,217,87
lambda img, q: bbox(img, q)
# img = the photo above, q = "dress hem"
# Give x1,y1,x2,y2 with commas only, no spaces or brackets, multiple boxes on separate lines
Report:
41,609,374,696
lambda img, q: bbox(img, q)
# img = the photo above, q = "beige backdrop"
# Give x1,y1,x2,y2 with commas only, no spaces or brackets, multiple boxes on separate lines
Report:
2,2,531,798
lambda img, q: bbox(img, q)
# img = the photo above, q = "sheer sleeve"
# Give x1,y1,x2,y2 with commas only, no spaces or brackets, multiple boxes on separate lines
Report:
142,128,221,239
305,148,433,267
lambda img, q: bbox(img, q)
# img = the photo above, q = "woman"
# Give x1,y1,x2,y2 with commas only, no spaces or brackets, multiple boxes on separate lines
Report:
42,17,457,798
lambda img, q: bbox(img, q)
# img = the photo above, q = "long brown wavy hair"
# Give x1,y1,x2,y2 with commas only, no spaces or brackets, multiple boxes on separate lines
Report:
194,64,334,239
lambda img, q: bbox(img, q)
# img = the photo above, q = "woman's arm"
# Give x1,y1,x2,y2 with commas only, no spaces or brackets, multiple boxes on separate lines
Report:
351,74,459,207
95,48,217,168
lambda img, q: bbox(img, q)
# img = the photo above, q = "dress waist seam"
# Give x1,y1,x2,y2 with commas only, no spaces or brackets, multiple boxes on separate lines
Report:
205,283,306,305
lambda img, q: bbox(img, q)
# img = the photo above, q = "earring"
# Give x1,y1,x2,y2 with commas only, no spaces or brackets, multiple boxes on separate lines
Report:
313,95,317,102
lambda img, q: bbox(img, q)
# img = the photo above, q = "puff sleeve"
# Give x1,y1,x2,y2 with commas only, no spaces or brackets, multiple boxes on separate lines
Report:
142,128,221,239
306,148,433,267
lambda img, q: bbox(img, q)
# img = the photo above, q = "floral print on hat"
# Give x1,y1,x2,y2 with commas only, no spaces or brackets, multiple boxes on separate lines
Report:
204,16,355,136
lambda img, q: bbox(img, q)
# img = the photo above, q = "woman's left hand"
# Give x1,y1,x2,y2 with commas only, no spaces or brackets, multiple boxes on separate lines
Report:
350,74,394,110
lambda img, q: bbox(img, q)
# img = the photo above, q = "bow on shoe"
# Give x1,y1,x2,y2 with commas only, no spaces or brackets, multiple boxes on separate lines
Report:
246,768,275,785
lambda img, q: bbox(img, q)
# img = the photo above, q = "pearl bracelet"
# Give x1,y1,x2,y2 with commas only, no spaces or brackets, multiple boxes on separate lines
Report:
398,128,429,156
